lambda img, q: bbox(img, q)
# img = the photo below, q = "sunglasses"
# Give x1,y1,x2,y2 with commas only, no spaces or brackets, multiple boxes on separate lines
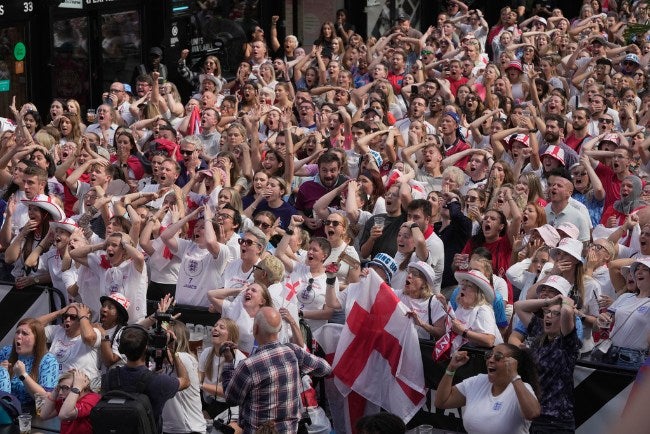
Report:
484,351,509,361
254,220,271,230
58,385,71,392
238,238,260,247
323,220,342,227
300,278,315,302
180,149,195,155
62,314,79,321
252,264,265,273
598,118,613,124
465,195,479,202
421,50,433,55
571,171,587,178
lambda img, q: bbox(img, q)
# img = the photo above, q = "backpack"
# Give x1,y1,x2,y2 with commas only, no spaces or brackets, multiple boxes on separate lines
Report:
90,368,157,434
0,391,21,425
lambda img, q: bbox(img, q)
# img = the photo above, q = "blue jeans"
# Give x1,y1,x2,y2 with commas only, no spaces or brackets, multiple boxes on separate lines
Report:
614,347,648,370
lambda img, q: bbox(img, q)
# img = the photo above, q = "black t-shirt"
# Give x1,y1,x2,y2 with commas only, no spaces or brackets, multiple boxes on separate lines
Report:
359,212,407,259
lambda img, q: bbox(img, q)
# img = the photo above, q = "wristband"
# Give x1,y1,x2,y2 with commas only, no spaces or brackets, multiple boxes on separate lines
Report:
80,315,90,321
511,375,522,384
326,277,336,285
285,228,294,236
462,329,469,338
19,374,26,382
410,223,419,230
445,369,456,377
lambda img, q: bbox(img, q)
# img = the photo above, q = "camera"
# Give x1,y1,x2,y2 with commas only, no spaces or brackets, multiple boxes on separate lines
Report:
146,310,174,371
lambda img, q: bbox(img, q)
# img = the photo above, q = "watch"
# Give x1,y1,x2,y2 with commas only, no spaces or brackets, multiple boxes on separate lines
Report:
70,387,81,394
103,335,111,342
33,276,40,284
410,223,419,230
18,374,26,382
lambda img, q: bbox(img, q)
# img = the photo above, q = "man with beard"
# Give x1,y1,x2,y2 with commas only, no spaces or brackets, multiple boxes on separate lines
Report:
104,82,134,127
175,136,208,187
583,135,633,210
565,108,591,153
359,182,412,259
545,171,591,242
439,112,470,170
393,95,436,143
387,49,408,94
538,114,578,169
295,152,348,235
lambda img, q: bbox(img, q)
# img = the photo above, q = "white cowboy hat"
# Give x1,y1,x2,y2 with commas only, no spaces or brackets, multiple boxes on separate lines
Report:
50,217,79,234
454,269,495,303
21,194,63,221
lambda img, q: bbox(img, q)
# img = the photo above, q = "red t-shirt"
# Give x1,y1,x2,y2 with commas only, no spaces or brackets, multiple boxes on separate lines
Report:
444,138,471,171
462,235,513,303
448,76,469,96
594,163,622,210
55,392,102,434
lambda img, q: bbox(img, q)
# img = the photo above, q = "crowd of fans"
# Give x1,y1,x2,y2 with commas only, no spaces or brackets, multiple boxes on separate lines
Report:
1,0,650,432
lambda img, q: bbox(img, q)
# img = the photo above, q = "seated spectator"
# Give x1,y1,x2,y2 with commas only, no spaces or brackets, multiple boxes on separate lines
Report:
0,318,59,408
40,369,101,434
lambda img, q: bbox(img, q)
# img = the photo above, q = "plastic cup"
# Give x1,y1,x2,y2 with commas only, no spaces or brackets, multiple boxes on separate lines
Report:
18,413,31,434
86,109,96,123
417,425,434,434
374,216,385,228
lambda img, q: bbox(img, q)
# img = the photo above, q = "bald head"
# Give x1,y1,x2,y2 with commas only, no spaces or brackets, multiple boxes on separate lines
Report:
253,307,282,343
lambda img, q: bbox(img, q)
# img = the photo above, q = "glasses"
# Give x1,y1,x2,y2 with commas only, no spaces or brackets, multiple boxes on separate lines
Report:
465,195,479,202
218,213,234,220
635,72,645,77
598,118,613,124
58,385,71,392
62,314,79,321
466,96,477,102
238,238,261,247
254,220,271,230
484,351,508,362
589,243,606,251
542,309,562,318
300,278,315,303
180,149,195,155
571,171,587,178
252,264,265,273
323,220,342,227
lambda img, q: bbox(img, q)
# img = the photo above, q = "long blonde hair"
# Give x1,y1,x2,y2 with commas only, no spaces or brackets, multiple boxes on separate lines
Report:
204,318,239,380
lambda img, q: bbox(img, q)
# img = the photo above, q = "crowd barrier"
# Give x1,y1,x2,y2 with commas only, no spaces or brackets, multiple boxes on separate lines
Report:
0,292,637,433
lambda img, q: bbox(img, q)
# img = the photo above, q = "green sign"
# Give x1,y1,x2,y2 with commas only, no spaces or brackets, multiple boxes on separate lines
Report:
0,80,10,92
14,42,26,61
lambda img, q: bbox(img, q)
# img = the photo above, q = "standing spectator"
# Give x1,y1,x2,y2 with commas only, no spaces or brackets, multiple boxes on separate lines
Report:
222,307,332,433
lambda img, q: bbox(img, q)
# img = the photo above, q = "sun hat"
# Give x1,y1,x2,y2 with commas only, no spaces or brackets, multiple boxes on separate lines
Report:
542,145,565,166
551,238,584,262
99,292,130,322
368,253,398,283
601,133,620,145
556,222,579,240
50,217,79,234
506,60,523,73
454,269,495,303
199,74,222,91
408,261,438,294
629,256,650,280
532,224,561,248
538,274,572,297
21,194,63,221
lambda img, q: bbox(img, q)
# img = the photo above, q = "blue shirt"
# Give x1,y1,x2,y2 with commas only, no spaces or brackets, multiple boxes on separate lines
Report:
0,345,59,406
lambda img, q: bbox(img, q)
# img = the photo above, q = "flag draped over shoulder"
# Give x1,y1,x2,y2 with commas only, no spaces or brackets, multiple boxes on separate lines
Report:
187,105,202,135
329,270,426,422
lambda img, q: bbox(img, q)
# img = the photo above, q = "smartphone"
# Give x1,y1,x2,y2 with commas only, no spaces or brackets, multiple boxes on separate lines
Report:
157,77,165,85
412,85,419,95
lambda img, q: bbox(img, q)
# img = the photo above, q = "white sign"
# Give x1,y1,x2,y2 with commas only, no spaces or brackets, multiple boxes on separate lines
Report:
59,0,83,9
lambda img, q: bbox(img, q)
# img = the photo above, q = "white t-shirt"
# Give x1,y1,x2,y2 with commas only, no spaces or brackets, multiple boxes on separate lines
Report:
452,304,503,352
87,253,148,323
456,374,535,434
222,258,257,289
38,247,75,295
174,239,231,307
221,298,256,354
45,325,101,382
100,325,125,373
287,262,336,331
324,243,359,283
268,282,299,343
147,237,180,284
395,290,446,340
73,263,102,321
425,231,444,294
609,293,650,350
161,352,206,433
